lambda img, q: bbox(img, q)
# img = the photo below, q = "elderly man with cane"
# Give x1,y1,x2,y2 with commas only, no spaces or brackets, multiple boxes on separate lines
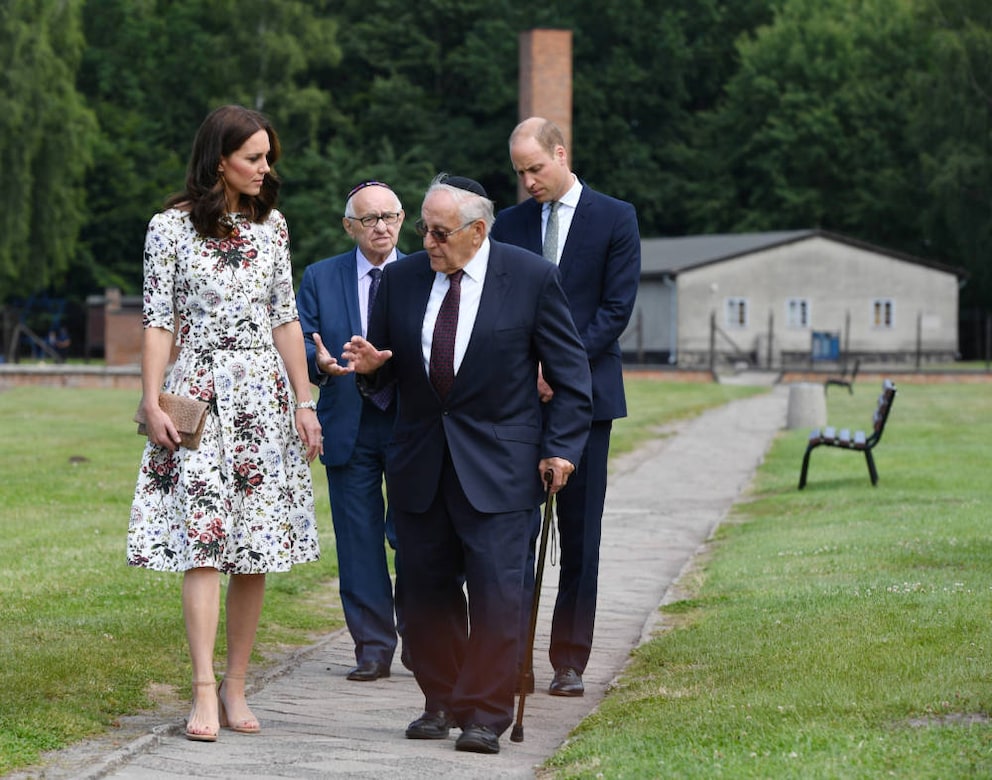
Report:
343,173,591,754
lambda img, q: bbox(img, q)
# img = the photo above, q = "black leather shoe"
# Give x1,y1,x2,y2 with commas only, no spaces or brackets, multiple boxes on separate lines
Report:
346,661,390,682
405,710,455,740
515,669,535,694
549,666,584,697
455,724,499,754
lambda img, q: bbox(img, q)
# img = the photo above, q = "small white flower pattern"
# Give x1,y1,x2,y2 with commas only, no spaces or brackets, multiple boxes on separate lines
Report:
127,208,320,574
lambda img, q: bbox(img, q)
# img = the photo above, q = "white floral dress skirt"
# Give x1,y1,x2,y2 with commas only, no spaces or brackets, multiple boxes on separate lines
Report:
128,208,320,574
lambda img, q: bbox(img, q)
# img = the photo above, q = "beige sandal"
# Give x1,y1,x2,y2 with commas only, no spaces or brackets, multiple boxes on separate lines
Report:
185,680,219,742
218,674,261,734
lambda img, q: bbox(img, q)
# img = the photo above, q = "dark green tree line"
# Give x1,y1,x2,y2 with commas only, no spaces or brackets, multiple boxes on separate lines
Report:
911,0,992,315
0,0,97,295
4,0,992,336
684,0,992,311
76,0,342,295
689,0,930,245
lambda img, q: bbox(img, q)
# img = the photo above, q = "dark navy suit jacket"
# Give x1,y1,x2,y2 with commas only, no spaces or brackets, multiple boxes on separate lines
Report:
297,248,404,467
361,241,592,515
491,185,640,421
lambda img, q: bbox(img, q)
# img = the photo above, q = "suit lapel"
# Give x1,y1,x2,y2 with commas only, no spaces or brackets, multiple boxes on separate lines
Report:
341,249,363,335
402,257,437,379
524,199,543,254
557,188,595,284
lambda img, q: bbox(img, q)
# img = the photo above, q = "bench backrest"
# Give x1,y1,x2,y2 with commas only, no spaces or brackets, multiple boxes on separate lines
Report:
868,380,896,446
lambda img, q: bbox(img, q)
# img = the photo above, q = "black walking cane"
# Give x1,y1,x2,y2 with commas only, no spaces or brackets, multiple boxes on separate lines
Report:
510,469,555,743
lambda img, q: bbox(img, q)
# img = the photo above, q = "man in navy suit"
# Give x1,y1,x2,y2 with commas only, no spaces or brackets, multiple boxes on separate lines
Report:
297,181,405,682
342,174,592,754
491,117,641,698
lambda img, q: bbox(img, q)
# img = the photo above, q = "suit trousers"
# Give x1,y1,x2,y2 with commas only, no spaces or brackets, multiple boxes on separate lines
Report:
394,446,530,736
325,401,401,667
521,419,612,675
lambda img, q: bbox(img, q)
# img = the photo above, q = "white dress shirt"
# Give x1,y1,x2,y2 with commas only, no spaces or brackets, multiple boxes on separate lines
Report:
357,248,397,337
421,238,490,376
542,176,582,266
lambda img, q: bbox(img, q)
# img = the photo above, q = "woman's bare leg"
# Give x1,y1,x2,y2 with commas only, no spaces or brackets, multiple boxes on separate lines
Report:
218,573,266,731
183,567,221,739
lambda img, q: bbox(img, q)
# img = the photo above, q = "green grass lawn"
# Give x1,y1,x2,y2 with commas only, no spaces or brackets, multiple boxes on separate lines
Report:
547,381,992,778
0,386,341,774
5,378,987,777
0,377,759,774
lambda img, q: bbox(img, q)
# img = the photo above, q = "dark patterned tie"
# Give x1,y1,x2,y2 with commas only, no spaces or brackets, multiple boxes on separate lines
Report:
429,270,464,401
367,267,383,331
366,266,393,410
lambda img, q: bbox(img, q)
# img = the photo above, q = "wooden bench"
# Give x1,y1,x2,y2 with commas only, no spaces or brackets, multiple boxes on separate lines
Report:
798,379,896,489
824,358,860,395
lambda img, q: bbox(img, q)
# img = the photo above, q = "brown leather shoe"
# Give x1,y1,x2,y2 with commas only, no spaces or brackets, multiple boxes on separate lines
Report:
549,666,584,697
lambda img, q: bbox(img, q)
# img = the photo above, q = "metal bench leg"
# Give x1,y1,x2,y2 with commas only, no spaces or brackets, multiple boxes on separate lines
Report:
798,445,814,489
865,449,878,486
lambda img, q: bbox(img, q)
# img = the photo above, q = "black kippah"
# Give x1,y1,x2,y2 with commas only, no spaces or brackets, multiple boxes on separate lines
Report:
440,174,488,198
345,180,393,205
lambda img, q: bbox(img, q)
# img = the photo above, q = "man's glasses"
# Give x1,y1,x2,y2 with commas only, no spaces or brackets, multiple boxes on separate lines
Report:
415,219,474,243
347,212,402,228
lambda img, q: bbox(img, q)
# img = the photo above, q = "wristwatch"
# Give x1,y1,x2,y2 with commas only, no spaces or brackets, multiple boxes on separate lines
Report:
295,400,317,411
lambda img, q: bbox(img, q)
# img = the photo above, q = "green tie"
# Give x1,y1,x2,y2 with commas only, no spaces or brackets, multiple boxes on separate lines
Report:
543,201,559,263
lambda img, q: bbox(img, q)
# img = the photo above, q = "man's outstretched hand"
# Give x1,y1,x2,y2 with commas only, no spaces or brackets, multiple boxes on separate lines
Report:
312,333,353,377
341,336,393,375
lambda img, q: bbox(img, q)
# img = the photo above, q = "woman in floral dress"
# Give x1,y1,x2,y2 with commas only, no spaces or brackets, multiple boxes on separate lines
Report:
128,105,323,742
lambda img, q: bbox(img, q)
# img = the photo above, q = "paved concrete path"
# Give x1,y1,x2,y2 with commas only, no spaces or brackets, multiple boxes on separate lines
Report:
22,387,788,780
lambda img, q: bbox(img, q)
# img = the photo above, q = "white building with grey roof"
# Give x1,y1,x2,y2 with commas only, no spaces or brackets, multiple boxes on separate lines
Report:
621,230,963,369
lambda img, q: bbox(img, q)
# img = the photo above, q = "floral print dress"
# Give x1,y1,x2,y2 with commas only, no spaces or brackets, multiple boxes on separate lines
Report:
128,208,320,574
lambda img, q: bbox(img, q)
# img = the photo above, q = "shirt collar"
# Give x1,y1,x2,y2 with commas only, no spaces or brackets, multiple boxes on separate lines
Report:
547,175,581,212
356,247,398,277
447,237,490,284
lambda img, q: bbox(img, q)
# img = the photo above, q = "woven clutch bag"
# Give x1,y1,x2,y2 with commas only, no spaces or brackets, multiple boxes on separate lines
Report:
134,393,209,450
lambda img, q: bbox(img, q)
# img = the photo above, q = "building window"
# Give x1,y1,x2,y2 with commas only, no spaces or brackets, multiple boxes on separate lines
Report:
872,298,895,329
725,297,748,329
786,298,810,329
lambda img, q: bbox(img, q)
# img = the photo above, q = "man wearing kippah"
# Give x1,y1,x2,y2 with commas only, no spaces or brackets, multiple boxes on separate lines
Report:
342,173,592,754
297,181,406,682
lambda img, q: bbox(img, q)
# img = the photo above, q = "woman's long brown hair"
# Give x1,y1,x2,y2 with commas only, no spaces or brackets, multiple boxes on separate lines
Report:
165,105,282,238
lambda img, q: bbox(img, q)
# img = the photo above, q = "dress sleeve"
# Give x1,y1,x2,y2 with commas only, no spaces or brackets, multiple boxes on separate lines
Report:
143,211,177,332
267,209,300,328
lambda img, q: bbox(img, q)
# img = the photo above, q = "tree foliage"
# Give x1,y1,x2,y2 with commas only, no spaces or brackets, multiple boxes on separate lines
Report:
3,0,992,323
910,0,992,310
0,0,97,294
685,0,992,309
76,0,342,294
689,0,929,240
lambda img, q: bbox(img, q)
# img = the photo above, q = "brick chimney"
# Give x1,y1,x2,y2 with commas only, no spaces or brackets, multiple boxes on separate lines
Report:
517,29,573,203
